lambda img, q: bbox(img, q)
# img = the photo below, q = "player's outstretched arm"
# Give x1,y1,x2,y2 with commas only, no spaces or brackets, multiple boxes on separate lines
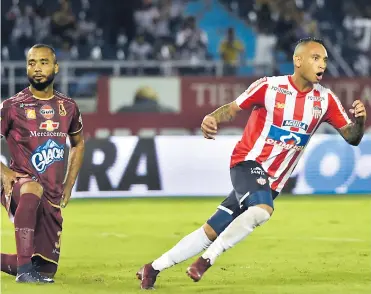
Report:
201,101,241,139
338,100,367,146
61,132,85,208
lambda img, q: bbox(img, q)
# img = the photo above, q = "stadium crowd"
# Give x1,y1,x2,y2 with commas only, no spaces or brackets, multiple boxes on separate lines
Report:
2,0,370,76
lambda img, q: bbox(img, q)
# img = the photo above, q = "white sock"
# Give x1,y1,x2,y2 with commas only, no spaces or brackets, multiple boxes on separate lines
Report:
152,227,212,271
202,206,270,264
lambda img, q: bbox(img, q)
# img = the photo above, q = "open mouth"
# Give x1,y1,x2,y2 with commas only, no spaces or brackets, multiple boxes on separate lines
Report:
316,72,324,81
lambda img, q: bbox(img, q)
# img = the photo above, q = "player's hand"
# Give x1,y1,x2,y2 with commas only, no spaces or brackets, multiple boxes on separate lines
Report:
349,100,367,123
201,115,218,140
60,185,72,208
1,169,28,198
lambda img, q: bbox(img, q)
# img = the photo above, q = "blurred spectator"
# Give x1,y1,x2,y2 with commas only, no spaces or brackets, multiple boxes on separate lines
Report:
176,16,208,61
117,86,175,113
11,4,33,48
128,34,153,61
219,28,245,76
51,0,76,46
33,6,51,43
134,0,160,37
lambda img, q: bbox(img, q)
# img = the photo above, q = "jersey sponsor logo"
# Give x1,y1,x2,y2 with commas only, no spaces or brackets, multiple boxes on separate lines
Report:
40,105,55,119
58,100,67,116
282,120,309,131
31,139,64,173
275,102,285,109
40,120,59,132
266,125,310,151
30,131,67,137
25,108,36,119
270,86,294,96
20,103,38,108
251,167,265,175
307,95,324,101
312,106,322,119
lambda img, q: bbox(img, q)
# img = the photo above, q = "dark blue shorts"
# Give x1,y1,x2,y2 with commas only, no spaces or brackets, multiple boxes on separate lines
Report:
219,160,279,216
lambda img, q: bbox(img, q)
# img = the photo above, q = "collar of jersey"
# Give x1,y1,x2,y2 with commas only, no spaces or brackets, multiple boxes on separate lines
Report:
288,75,313,95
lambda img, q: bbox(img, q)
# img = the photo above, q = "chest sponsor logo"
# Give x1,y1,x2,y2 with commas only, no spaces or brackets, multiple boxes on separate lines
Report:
271,86,294,96
20,103,38,108
40,104,55,119
307,95,325,101
282,120,309,131
58,100,67,116
275,102,285,109
31,139,64,173
312,106,322,119
25,108,36,120
266,125,310,151
40,120,59,132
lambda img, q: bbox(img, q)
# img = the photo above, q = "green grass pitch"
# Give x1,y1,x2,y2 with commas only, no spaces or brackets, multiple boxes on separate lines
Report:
1,196,371,294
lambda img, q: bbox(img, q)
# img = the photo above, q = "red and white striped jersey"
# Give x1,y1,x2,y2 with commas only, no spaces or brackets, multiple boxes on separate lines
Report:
231,75,351,192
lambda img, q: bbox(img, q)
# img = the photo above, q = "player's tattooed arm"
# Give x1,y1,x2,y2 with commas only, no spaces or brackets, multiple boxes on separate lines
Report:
201,102,241,139
61,132,85,207
209,101,241,124
339,100,367,146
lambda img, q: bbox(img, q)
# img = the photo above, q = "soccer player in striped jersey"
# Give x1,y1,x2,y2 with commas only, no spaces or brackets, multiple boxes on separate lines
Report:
137,37,367,289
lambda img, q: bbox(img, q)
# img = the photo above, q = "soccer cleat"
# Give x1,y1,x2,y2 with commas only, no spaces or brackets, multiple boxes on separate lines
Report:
16,264,54,283
186,257,212,282
136,263,159,290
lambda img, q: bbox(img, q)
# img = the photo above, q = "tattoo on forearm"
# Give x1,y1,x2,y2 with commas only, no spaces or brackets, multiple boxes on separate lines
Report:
340,121,365,145
210,104,235,123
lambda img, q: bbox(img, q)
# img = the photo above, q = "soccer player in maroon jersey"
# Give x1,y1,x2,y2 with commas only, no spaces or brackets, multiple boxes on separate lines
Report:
137,37,367,289
0,44,85,283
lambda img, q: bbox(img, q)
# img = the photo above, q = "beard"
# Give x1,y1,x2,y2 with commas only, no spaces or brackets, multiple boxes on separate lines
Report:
28,72,55,91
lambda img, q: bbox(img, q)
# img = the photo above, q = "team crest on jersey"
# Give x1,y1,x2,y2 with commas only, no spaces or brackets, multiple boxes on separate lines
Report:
40,120,60,132
31,139,64,173
40,105,55,119
25,108,36,120
312,106,322,119
256,177,267,186
58,100,67,116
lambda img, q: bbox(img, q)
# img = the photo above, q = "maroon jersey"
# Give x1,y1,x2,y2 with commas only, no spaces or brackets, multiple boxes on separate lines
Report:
1,87,83,205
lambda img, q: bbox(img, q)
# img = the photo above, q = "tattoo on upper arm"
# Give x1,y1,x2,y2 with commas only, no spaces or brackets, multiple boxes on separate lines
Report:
339,122,365,146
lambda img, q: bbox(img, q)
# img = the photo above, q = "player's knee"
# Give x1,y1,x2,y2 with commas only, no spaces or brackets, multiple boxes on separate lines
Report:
246,206,271,227
206,207,234,236
256,204,274,216
20,181,44,198
203,223,217,241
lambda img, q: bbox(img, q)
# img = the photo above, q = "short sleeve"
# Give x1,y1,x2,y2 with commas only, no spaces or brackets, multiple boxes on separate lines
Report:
235,77,268,110
0,101,12,138
324,92,351,129
68,102,83,135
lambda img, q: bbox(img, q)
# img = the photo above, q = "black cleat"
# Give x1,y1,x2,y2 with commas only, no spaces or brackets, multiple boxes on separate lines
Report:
16,263,54,283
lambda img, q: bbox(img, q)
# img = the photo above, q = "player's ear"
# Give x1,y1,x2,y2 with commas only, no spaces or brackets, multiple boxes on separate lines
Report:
293,54,302,68
54,62,59,75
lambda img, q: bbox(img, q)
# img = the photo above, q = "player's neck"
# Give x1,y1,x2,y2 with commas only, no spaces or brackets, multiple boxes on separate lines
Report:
290,73,313,93
29,85,54,100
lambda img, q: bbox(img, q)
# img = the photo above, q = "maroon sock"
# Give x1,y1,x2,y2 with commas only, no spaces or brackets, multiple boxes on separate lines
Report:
14,193,40,267
1,253,17,276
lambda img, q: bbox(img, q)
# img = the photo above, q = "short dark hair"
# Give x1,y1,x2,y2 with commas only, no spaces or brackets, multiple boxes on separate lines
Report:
295,37,325,48
29,44,58,63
